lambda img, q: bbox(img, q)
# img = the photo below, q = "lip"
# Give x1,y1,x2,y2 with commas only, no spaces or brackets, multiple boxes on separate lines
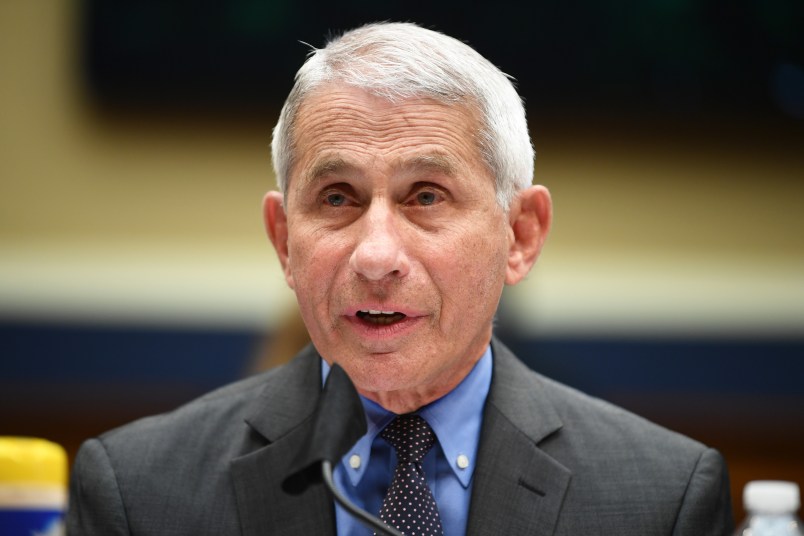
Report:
344,304,425,318
342,313,425,341
341,304,427,344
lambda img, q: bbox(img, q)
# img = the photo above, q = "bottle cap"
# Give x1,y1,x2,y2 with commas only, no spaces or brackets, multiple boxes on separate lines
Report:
0,437,67,486
744,480,800,514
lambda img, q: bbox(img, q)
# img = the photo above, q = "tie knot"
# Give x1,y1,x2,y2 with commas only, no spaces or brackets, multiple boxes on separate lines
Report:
381,414,436,464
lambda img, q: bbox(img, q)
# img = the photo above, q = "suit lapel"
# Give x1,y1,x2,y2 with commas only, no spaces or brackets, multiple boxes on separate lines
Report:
230,346,336,536
467,339,572,536
228,339,571,535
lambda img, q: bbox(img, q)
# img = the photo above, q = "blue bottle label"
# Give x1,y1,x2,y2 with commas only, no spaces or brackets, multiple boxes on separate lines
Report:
0,508,64,536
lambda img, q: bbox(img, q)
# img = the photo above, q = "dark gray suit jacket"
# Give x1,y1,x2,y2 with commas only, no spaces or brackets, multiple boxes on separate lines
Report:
67,339,733,535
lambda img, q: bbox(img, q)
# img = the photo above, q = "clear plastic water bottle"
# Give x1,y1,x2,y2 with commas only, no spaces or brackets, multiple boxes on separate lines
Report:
734,481,803,536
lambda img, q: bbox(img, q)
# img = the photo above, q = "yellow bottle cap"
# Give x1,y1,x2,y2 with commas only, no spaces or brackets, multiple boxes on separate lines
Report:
0,437,67,487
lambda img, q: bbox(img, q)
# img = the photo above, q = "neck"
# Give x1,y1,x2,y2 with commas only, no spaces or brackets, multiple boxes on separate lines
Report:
359,351,484,414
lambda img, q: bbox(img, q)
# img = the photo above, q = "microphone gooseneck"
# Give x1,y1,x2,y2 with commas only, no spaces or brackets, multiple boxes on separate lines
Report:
281,363,405,535
321,460,404,536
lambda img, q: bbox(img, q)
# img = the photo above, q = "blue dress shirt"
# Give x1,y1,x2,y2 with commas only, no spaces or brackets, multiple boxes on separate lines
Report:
322,346,493,536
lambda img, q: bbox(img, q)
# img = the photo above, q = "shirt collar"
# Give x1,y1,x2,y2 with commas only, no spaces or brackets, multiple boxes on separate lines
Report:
321,345,493,489
419,346,492,487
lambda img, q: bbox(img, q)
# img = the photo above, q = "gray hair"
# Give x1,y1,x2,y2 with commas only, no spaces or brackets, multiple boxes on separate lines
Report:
271,22,534,210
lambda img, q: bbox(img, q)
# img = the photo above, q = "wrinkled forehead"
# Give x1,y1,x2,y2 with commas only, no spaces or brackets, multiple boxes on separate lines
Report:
287,83,488,183
295,81,482,130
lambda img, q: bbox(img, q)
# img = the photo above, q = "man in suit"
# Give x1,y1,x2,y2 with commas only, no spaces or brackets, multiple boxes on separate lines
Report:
67,22,733,535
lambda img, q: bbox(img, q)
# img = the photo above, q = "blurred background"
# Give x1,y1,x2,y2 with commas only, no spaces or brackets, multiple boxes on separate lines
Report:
1,0,802,520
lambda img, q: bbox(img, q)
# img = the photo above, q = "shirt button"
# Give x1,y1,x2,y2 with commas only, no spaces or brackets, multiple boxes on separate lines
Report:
457,454,470,469
349,454,361,469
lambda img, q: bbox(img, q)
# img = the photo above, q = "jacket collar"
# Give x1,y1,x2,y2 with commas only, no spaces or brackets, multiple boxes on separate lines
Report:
243,344,322,441
230,339,572,536
467,337,571,536
231,345,336,536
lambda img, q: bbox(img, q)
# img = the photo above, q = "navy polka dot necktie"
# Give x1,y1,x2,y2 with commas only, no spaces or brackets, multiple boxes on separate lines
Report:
377,414,444,536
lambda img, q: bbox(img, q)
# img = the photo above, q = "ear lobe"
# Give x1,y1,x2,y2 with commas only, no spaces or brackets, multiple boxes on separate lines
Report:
262,191,295,288
505,185,552,285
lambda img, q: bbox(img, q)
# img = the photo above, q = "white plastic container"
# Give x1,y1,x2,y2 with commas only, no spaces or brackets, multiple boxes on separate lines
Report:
734,480,803,536
0,437,67,536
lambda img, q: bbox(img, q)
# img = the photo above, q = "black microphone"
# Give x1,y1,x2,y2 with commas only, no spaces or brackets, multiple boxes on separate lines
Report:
282,363,403,536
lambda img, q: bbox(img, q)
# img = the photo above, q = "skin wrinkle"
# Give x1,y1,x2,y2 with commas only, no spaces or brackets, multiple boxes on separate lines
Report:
264,85,550,413
271,24,536,211
305,155,460,195
287,85,492,197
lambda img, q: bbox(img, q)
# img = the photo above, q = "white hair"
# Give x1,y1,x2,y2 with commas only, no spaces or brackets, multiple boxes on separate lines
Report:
271,22,534,210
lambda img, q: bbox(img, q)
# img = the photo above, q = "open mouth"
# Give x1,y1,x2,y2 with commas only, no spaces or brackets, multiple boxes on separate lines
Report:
356,310,407,325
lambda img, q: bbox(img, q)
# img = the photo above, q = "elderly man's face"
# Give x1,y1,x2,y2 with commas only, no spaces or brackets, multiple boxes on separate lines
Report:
265,85,545,410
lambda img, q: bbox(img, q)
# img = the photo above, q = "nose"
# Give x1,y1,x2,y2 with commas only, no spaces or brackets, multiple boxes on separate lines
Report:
349,202,410,281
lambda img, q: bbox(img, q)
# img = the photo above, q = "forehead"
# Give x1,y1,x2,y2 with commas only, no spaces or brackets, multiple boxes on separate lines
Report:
289,85,487,185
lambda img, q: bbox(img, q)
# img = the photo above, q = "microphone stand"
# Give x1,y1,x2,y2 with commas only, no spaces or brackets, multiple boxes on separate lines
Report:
321,460,404,536
282,363,405,536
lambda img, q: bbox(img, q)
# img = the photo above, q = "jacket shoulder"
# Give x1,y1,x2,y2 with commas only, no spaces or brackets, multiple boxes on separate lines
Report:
491,339,708,459
99,369,269,453
489,342,732,533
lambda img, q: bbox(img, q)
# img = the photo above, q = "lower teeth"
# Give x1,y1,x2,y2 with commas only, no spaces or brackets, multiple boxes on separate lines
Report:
361,313,404,325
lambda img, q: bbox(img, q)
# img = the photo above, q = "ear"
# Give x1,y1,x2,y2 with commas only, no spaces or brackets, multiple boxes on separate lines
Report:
505,185,552,285
262,191,295,289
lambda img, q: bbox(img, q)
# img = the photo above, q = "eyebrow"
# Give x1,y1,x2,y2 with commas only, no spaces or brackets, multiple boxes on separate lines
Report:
302,152,459,186
305,157,357,183
402,154,458,178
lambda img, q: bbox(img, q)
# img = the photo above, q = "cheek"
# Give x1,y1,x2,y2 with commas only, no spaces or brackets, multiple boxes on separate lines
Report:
287,230,350,291
426,227,508,301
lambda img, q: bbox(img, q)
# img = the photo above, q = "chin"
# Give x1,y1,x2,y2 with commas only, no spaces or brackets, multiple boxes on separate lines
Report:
344,360,420,395
351,370,409,393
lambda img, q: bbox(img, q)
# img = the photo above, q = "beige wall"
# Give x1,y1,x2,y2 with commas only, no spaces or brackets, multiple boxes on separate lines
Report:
2,0,802,335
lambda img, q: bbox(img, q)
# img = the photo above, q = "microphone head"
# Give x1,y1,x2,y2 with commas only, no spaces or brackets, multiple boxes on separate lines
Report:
282,363,367,495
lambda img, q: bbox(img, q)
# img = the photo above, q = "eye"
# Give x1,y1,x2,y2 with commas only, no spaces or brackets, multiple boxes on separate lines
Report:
318,183,358,208
325,192,347,206
406,184,445,207
416,191,437,206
